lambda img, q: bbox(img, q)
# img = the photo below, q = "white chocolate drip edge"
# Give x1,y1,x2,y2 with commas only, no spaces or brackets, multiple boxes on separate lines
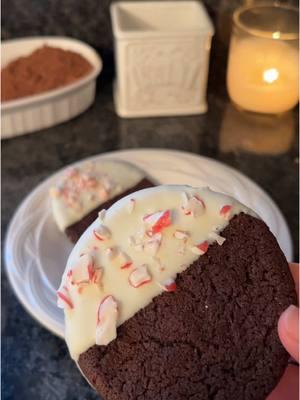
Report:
58,185,258,360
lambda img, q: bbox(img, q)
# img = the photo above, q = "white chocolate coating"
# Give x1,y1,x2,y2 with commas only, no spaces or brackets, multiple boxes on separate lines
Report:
58,185,257,360
50,160,145,230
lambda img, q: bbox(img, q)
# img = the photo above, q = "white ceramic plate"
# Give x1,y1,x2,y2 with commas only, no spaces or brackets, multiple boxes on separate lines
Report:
4,149,293,338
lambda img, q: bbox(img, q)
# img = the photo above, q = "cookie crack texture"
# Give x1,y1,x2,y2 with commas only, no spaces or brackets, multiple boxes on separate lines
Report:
78,214,297,400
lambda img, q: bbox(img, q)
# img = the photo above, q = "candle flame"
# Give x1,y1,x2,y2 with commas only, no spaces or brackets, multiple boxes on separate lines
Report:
263,68,279,84
272,31,281,39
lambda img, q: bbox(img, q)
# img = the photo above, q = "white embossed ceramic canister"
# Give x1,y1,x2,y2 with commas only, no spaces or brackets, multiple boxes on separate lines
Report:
111,1,214,118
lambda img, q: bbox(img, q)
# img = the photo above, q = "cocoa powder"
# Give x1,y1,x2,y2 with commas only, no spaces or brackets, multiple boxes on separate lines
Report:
1,45,93,102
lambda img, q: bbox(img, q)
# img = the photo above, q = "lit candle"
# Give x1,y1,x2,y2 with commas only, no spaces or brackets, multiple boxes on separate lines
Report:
227,5,299,114
227,38,298,113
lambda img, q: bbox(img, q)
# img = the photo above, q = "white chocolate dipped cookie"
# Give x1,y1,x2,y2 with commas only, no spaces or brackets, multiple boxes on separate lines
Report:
57,185,257,360
49,160,154,242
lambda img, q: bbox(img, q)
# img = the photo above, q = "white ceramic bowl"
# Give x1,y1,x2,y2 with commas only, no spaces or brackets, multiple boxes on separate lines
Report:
1,37,102,139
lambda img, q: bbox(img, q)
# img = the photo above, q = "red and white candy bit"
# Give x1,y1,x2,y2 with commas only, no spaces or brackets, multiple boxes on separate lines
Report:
181,194,205,217
209,232,226,246
92,267,103,284
57,285,73,310
181,191,192,215
174,230,189,240
143,210,172,234
220,205,232,219
71,254,95,285
193,194,205,206
93,225,111,241
118,251,132,269
144,232,162,256
191,241,209,256
96,295,118,346
159,278,177,292
127,198,136,214
181,191,189,207
129,265,152,288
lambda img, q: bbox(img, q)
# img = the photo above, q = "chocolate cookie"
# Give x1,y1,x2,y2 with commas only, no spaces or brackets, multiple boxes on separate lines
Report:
58,186,296,400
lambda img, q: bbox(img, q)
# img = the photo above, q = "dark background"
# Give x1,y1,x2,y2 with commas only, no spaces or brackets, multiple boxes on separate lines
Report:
2,1,299,399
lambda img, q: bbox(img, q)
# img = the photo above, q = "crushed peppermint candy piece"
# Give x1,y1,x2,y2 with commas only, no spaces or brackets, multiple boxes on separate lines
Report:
143,210,172,234
181,191,189,207
181,191,192,215
93,225,111,241
55,165,116,210
191,241,209,256
129,265,152,288
96,295,118,346
92,267,103,284
57,285,73,309
144,232,162,256
70,254,95,285
182,194,205,217
220,205,232,219
98,209,106,222
174,230,189,240
209,232,226,246
159,278,177,292
189,195,204,208
127,198,136,214
118,251,132,269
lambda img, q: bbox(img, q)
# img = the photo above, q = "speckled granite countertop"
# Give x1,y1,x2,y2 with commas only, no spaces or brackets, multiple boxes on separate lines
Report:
2,1,299,396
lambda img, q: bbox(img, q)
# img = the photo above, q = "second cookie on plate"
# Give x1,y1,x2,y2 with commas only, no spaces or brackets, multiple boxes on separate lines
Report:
50,159,154,243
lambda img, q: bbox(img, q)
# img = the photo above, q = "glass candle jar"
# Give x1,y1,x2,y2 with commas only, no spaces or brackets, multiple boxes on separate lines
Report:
227,5,299,114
